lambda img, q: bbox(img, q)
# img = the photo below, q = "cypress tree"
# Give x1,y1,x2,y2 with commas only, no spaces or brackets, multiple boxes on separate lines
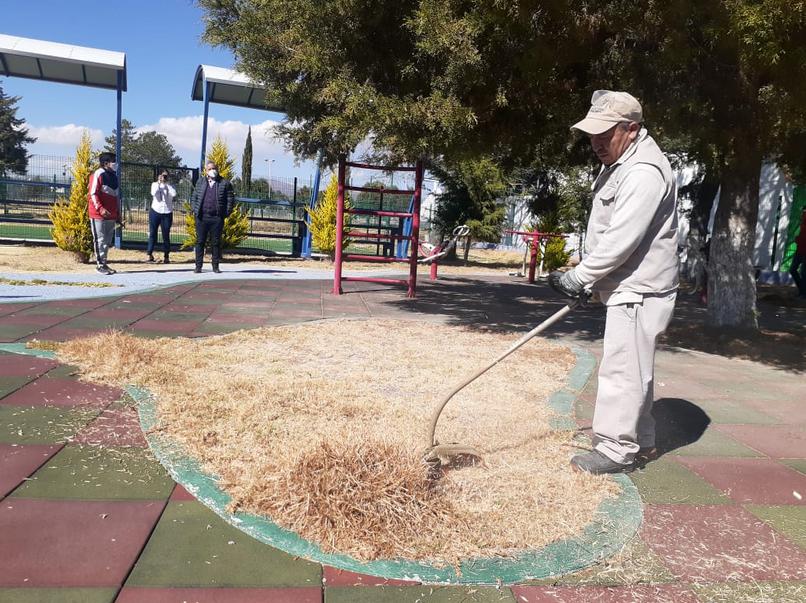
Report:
242,126,253,193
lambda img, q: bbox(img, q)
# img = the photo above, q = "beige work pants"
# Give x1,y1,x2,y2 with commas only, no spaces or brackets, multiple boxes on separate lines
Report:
592,291,676,464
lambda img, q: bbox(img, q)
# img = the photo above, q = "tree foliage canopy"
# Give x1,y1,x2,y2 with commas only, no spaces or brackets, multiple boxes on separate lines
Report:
431,157,506,258
0,84,36,174
104,119,182,167
199,0,600,165
200,0,806,327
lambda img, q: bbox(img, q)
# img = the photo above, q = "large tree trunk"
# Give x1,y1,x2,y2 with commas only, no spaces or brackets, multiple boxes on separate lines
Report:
684,173,719,295
707,148,761,329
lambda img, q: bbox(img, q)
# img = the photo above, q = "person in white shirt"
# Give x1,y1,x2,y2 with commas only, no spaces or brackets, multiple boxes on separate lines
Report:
147,171,177,263
548,90,679,474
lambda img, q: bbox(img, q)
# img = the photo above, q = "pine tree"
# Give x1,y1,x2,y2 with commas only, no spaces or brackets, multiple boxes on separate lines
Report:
182,136,249,249
242,126,253,193
49,131,94,262
0,84,36,175
307,174,351,259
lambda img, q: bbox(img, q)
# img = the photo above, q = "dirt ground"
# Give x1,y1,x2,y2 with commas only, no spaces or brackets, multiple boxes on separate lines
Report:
0,242,527,276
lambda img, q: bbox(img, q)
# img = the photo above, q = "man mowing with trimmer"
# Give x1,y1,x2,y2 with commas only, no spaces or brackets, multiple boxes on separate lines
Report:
549,90,679,474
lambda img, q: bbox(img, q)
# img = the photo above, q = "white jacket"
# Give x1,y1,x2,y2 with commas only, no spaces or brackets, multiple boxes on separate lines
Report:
575,129,679,300
150,182,177,214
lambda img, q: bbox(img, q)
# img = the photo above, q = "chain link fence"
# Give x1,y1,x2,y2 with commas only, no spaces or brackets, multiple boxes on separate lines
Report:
0,155,313,255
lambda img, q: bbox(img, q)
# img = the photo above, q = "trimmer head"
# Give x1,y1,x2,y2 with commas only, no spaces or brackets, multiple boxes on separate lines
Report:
423,296,588,481
424,442,483,479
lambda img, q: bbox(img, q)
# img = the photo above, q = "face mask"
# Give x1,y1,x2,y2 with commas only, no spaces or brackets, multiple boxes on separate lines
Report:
207,169,218,179
108,163,118,171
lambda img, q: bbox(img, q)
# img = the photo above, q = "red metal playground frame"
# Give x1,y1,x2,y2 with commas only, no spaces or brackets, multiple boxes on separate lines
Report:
332,156,424,297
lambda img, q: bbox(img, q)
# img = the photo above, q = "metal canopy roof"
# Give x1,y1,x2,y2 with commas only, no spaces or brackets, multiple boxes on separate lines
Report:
0,34,126,91
191,64,283,111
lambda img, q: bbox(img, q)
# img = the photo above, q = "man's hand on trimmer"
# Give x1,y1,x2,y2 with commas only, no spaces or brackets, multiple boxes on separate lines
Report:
548,269,585,299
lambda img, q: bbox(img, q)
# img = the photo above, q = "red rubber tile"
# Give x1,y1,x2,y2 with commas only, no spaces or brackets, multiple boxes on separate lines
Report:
49,299,113,309
0,302,37,317
83,309,155,321
22,326,106,343
0,354,59,378
169,483,196,501
0,499,166,587
641,504,806,582
716,424,806,458
0,443,63,497
73,405,148,447
128,319,201,333
0,377,122,409
511,584,699,602
0,314,69,327
115,587,322,602
677,457,806,504
322,566,418,587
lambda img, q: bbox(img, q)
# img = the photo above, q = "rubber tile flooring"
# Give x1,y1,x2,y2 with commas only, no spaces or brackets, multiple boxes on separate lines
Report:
0,276,804,602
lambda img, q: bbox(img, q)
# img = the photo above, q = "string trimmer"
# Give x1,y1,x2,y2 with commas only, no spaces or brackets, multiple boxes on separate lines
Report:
424,293,589,474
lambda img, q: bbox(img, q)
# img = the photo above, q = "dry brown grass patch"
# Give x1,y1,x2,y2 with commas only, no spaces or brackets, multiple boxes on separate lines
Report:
57,319,618,565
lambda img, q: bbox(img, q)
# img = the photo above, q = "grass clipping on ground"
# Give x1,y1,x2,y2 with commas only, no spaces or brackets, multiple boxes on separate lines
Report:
57,319,618,565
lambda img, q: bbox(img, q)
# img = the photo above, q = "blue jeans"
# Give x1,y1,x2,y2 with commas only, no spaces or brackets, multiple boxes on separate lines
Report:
195,214,224,268
147,209,173,256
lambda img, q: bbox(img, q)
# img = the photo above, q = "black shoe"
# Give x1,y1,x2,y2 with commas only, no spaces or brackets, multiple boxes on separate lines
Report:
163,256,170,264
194,267,202,274
571,450,633,475
634,447,659,468
212,266,222,273
146,254,155,263
96,265,112,275
102,264,116,274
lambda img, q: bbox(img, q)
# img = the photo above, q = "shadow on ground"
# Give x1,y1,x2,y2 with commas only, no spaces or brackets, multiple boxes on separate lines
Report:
652,398,712,458
378,276,805,373
385,276,605,343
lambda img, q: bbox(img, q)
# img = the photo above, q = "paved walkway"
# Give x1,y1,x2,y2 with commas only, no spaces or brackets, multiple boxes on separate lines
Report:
0,274,804,602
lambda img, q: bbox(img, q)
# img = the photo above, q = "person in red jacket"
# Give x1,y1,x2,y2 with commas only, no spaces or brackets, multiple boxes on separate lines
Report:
790,206,806,298
87,152,121,275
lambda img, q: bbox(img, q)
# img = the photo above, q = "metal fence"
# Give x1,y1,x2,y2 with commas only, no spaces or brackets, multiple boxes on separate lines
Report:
0,155,311,255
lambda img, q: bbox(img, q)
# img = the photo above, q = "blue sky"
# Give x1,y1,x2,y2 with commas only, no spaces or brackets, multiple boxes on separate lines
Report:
2,0,318,180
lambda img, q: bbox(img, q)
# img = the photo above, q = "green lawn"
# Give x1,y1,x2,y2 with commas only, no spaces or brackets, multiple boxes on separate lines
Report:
0,222,295,254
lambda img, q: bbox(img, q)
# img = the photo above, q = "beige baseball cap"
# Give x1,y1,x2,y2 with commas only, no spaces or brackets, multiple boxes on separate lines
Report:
571,90,643,135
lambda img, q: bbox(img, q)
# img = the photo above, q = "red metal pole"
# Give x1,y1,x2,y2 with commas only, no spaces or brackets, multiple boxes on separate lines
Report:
528,233,538,283
430,259,438,280
332,156,346,295
407,160,424,297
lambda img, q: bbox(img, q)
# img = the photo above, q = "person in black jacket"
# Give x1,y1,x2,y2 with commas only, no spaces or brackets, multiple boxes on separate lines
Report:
190,161,235,273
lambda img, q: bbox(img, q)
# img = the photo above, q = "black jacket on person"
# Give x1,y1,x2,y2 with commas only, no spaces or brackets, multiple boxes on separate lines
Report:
190,176,236,218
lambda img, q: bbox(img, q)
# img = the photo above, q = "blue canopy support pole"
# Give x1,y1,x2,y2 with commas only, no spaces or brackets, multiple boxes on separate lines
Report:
396,194,415,258
199,80,212,170
301,150,324,258
114,69,123,249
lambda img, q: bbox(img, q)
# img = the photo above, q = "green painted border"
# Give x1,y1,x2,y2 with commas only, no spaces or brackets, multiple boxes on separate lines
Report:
131,345,642,585
0,342,641,584
0,343,57,359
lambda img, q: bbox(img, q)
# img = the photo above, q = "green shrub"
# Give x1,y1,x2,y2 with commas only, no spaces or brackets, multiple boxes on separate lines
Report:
306,174,351,259
49,131,94,263
530,211,573,271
